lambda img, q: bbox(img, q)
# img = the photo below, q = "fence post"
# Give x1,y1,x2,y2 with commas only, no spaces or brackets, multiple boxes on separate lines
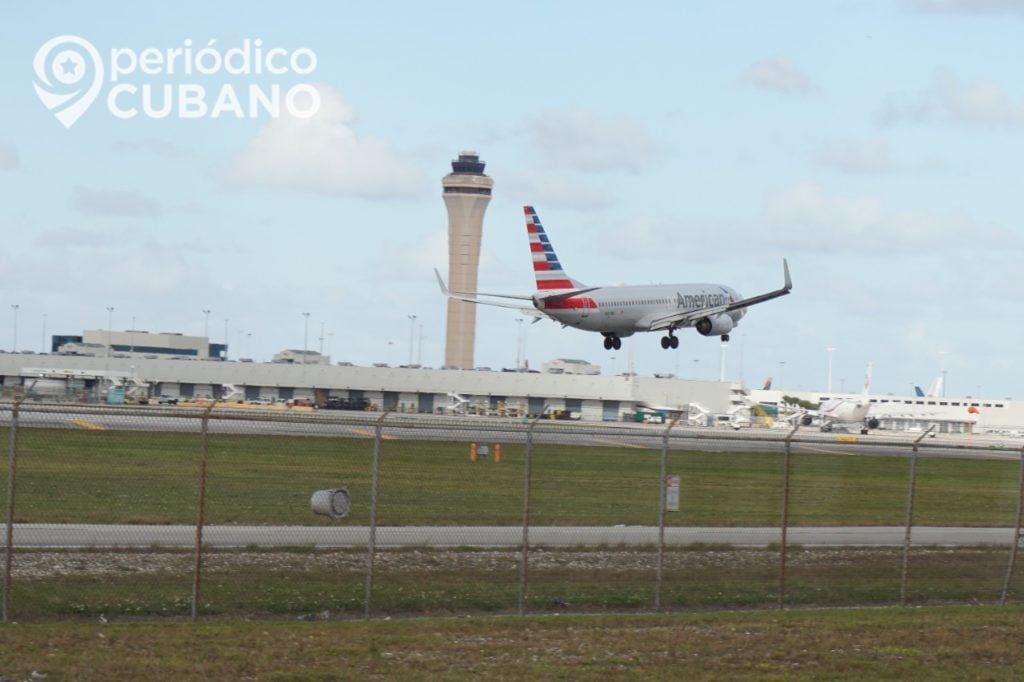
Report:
900,425,934,606
999,445,1024,605
778,423,800,610
191,401,217,621
364,411,389,620
3,397,24,624
518,407,546,616
654,413,681,611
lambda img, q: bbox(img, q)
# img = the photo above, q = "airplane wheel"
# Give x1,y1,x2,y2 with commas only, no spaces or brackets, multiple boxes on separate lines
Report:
661,336,670,349
670,336,679,349
613,337,622,350
603,336,613,350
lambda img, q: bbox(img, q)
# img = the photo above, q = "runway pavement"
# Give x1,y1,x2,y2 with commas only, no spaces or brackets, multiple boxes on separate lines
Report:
4,403,1023,459
9,523,1020,549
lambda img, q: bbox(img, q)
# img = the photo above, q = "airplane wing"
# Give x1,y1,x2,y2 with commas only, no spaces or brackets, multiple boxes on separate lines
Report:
647,259,792,332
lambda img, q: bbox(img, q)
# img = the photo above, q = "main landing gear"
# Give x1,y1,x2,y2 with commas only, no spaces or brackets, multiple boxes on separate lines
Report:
602,333,622,350
660,331,679,349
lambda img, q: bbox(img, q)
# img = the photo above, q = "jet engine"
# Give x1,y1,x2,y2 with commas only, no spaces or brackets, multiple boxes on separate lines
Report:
695,313,735,337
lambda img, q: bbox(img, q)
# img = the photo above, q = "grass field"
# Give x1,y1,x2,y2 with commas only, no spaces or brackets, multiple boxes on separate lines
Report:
3,425,1024,621
2,605,1024,680
1,426,1021,527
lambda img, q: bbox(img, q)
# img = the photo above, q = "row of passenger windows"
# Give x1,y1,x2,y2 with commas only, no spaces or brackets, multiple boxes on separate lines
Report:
820,396,1004,408
605,298,673,307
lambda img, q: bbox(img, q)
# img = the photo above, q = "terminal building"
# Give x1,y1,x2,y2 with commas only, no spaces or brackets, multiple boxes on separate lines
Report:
51,329,226,361
1,347,1023,433
0,346,742,421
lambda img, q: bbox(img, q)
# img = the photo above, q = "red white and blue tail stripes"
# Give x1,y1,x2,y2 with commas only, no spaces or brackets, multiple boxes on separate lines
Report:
524,205,579,290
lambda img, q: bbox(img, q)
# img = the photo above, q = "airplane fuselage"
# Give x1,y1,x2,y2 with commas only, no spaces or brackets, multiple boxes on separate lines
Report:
435,205,790,352
536,283,746,336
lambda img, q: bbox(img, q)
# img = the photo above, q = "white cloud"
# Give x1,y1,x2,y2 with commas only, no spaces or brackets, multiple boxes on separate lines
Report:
69,186,162,218
376,230,449,283
815,139,892,174
762,181,1016,252
222,85,429,200
500,172,613,212
908,0,1024,15
593,182,1017,262
878,71,1024,128
523,110,665,173
110,137,197,160
743,58,815,94
592,213,741,265
0,140,18,170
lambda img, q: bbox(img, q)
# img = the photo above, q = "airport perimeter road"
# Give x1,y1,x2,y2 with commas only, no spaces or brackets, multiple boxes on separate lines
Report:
6,405,1023,459
9,524,1020,549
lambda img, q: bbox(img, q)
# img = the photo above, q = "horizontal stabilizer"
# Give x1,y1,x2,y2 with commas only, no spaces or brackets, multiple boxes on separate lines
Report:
434,268,546,317
535,287,601,303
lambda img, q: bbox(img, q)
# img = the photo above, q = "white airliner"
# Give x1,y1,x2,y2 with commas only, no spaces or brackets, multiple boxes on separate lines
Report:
801,363,880,434
436,206,792,351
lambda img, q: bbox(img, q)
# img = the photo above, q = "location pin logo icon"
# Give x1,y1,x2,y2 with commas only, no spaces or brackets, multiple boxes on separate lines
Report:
33,35,104,129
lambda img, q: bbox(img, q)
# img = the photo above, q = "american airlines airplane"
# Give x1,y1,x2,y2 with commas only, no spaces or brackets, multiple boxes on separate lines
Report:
437,205,792,351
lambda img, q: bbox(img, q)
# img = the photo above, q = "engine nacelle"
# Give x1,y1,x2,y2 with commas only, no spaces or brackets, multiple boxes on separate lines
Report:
695,313,735,337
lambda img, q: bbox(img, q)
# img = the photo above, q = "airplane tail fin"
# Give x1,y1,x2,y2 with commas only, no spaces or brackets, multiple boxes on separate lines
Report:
524,206,585,290
914,385,925,397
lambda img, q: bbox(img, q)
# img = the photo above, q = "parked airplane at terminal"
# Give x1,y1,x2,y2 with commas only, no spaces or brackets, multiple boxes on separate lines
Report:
436,206,792,350
801,363,880,434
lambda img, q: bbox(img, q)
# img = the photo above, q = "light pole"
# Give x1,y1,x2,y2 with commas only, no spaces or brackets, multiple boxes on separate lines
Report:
826,346,836,393
202,309,211,339
418,323,425,366
247,332,252,359
778,360,786,390
387,340,394,366
407,314,417,366
938,350,948,397
223,318,229,360
10,304,18,352
302,312,310,365
130,315,136,355
106,306,114,356
319,321,325,356
41,312,47,353
515,318,523,370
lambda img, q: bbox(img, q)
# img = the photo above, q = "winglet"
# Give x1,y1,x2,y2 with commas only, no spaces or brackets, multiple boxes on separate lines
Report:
434,268,449,296
783,258,792,292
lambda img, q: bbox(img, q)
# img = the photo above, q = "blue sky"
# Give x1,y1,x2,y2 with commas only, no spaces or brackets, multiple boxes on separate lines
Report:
2,0,1023,398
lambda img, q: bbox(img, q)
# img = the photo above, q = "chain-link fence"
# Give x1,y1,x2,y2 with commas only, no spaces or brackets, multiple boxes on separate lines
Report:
3,399,1024,623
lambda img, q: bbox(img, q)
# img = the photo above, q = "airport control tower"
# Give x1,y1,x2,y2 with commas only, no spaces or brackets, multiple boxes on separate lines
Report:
442,151,493,369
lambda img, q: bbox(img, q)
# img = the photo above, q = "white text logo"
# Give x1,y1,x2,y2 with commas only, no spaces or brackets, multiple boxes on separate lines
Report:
33,35,320,128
